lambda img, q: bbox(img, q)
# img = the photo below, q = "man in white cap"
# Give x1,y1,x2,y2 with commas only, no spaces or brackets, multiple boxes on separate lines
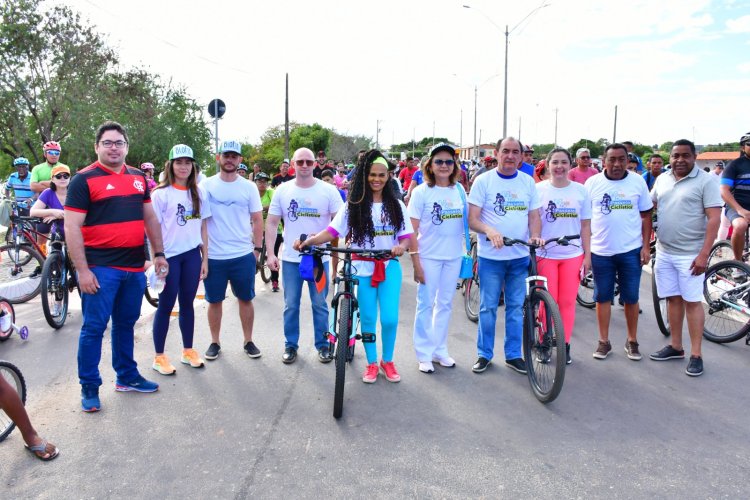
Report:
200,140,264,360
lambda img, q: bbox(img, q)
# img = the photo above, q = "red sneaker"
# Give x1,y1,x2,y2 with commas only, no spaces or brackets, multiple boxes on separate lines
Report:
379,360,401,382
362,363,379,384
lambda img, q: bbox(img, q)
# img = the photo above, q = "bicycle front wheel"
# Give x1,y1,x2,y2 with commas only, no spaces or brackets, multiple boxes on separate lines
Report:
702,260,750,343
651,266,670,337
41,251,69,329
0,360,26,442
0,243,44,304
524,289,566,404
576,271,596,309
463,241,479,323
259,246,271,284
333,296,351,419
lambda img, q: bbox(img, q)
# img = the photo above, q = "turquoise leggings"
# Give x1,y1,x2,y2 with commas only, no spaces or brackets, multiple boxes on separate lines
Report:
358,260,402,364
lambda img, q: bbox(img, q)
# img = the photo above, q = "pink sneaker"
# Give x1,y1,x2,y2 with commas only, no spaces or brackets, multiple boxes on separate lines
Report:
362,363,379,384
379,360,401,382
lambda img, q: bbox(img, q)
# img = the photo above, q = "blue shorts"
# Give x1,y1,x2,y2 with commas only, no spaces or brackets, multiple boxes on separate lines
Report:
204,252,256,303
591,247,642,304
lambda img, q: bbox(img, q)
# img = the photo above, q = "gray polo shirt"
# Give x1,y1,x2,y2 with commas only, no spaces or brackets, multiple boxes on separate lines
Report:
651,166,722,255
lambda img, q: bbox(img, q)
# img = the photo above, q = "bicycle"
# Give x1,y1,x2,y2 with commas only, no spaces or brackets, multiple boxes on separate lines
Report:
0,212,48,304
0,360,26,442
40,225,79,329
708,232,749,269
255,233,272,284
0,296,29,342
299,235,392,419
463,233,479,322
502,235,578,404
702,259,750,344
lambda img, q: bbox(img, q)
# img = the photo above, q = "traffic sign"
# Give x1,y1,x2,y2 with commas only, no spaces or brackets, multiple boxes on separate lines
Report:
208,99,226,119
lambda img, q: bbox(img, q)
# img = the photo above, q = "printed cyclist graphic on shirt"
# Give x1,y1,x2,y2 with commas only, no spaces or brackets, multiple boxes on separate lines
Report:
544,198,579,222
174,203,200,226
429,199,463,226
599,191,633,215
493,191,528,216
286,198,322,222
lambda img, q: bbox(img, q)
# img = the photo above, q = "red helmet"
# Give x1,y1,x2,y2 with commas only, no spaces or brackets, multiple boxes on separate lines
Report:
43,141,61,152
483,156,494,164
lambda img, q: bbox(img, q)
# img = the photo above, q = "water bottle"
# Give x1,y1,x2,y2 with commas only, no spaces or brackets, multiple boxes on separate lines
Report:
153,266,167,294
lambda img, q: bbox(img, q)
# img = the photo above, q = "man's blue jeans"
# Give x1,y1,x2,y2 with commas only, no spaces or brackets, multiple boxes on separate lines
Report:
477,256,529,360
78,267,145,387
281,260,329,350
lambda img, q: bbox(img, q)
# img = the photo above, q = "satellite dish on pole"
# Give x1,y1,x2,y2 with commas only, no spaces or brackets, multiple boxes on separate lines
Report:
208,99,226,119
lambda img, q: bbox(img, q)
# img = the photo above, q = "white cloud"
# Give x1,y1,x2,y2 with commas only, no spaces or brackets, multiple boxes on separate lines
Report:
726,15,750,33
738,62,750,73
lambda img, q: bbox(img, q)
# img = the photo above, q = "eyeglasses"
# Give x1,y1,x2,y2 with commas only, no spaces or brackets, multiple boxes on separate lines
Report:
53,173,70,180
46,150,61,156
579,156,591,160
99,140,128,149
433,159,455,167
295,159,315,167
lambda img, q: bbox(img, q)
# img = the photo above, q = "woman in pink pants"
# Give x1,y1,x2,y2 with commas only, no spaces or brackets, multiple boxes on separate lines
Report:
536,148,592,365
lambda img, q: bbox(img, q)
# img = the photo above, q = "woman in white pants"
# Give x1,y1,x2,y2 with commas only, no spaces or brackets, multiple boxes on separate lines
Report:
407,143,466,373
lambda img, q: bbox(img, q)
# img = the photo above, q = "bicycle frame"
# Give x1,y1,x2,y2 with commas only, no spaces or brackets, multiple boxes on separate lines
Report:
326,253,361,356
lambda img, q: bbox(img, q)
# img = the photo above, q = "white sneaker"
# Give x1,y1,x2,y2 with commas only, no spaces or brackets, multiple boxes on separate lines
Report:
418,361,434,373
432,356,456,368
731,269,747,282
51,302,63,317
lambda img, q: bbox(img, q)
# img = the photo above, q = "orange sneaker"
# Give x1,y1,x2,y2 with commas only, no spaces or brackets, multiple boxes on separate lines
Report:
379,360,401,382
362,363,379,383
181,348,205,368
152,354,176,375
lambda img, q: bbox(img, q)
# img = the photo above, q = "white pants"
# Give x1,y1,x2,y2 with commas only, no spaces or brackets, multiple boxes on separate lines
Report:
413,257,462,362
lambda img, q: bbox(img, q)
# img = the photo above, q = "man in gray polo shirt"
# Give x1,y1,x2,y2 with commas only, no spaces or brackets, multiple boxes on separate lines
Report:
649,139,722,377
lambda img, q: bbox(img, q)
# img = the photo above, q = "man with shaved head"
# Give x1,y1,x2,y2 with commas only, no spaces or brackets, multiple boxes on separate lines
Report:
265,147,344,364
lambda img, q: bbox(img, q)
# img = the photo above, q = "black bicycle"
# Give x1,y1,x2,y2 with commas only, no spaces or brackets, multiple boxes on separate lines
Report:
502,235,579,404
40,225,78,329
299,235,392,419
255,233,272,284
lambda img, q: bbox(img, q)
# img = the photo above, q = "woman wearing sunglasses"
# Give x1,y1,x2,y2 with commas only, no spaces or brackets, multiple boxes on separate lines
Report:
31,165,71,240
406,143,465,373
297,149,419,384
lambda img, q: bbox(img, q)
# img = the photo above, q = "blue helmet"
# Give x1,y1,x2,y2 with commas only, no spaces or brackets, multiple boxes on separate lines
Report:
13,157,30,167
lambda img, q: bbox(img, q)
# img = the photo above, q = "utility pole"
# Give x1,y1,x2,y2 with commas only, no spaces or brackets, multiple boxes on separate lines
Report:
503,24,509,137
518,116,522,143
432,121,435,148
284,73,290,160
473,85,478,161
376,120,380,149
612,105,618,144
554,108,558,146
460,109,463,148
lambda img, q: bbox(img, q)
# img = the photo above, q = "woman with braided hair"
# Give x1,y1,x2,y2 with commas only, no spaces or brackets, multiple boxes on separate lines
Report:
298,149,421,383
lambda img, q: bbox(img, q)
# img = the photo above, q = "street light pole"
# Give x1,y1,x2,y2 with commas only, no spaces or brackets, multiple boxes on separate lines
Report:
474,85,478,161
503,24,509,137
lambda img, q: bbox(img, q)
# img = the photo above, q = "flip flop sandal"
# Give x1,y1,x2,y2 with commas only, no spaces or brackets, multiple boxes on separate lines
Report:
25,439,59,461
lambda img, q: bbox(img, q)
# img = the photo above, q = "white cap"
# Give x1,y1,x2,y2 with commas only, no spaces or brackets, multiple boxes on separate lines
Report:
220,140,242,154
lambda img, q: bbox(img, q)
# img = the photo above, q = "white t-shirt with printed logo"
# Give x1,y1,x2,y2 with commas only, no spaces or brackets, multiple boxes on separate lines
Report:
467,169,541,261
327,201,414,277
406,183,466,260
585,171,653,256
151,184,212,259
200,175,263,260
536,180,591,259
268,179,344,263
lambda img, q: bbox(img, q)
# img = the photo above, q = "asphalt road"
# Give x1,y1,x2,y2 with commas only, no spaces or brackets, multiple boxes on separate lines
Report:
1,260,749,499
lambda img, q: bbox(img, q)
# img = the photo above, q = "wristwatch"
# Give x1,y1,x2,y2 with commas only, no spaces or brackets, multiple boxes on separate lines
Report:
254,247,263,252
154,252,165,258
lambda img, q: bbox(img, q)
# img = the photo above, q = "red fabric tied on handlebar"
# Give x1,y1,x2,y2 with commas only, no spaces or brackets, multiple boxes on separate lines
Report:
353,255,392,288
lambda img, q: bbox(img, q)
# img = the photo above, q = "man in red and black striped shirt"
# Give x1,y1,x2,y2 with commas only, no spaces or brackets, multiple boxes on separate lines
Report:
65,121,169,413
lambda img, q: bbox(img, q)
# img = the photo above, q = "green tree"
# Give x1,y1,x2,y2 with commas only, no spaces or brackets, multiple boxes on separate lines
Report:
568,138,604,159
290,123,330,155
703,142,740,152
531,143,555,159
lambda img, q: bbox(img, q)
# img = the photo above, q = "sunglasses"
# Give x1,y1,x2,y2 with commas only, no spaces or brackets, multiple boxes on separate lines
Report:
433,159,455,166
295,159,315,167
53,173,70,179
46,150,61,156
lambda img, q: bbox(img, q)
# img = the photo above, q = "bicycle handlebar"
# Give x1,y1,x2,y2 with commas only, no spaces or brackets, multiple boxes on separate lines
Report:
298,234,392,260
11,215,43,224
502,234,581,248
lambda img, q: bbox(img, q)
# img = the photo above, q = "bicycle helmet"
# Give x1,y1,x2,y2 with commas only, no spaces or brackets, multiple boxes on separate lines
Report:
483,156,494,164
741,132,750,146
255,172,271,181
237,163,248,172
627,152,638,163
43,141,61,152
140,162,155,171
13,157,30,167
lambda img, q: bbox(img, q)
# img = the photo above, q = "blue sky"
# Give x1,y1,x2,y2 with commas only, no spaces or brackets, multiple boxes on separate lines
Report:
61,0,749,152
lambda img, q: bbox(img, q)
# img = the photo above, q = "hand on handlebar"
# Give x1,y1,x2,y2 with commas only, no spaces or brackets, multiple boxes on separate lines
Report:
485,229,504,249
528,236,545,246
390,245,405,257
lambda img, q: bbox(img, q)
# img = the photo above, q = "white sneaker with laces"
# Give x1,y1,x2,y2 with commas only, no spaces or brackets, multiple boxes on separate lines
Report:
432,356,456,368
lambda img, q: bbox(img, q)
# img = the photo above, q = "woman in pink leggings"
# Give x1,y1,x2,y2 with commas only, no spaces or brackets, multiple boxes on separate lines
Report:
536,148,592,364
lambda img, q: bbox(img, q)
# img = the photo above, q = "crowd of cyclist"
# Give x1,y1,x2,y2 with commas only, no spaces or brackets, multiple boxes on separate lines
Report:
2,124,748,461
